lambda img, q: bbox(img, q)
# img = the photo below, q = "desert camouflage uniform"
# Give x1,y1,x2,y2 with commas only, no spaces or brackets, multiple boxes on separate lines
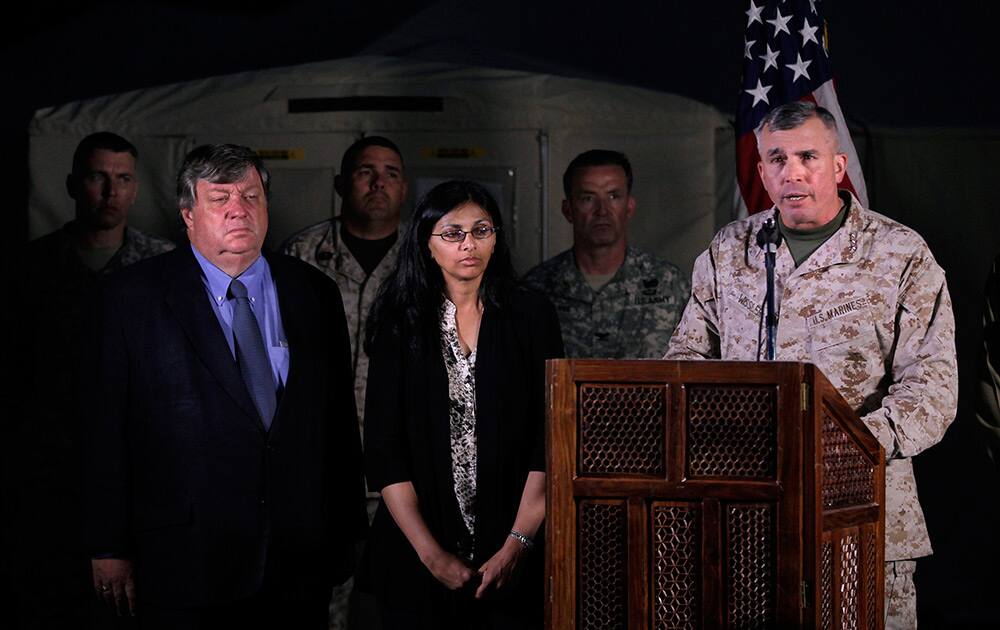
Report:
30,222,175,274
283,218,401,423
522,246,689,359
283,218,399,630
665,191,956,629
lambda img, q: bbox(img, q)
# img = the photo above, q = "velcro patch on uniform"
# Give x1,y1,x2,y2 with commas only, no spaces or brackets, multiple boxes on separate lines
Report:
806,297,871,328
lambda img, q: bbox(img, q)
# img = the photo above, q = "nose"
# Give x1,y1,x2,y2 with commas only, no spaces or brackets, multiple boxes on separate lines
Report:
370,171,384,190
227,197,251,218
594,196,611,215
459,232,477,250
783,158,806,182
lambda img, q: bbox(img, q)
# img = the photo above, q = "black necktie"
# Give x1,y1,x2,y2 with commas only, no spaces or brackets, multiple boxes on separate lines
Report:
228,278,277,429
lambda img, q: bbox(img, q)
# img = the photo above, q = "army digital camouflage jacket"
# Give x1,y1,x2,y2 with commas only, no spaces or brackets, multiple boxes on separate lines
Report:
665,192,957,561
282,218,401,425
522,246,689,359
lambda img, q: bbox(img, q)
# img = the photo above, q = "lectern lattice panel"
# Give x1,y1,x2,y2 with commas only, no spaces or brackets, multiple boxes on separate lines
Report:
822,409,875,509
579,384,665,475
687,386,776,479
840,533,860,630
579,500,628,630
652,503,700,630
864,527,878,630
821,539,834,630
726,504,775,628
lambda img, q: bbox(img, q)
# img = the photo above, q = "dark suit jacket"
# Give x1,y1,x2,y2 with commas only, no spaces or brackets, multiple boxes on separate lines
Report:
363,289,563,619
84,246,366,608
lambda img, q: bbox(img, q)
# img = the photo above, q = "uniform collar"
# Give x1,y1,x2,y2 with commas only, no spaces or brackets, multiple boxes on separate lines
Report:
754,190,864,275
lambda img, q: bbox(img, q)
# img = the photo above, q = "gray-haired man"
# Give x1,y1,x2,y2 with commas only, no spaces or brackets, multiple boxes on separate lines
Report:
666,101,957,628
85,144,366,628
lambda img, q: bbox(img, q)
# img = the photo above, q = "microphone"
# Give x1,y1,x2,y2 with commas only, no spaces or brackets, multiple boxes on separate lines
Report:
757,216,781,361
756,217,782,251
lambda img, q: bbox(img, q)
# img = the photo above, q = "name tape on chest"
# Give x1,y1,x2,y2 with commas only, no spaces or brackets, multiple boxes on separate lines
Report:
806,297,871,328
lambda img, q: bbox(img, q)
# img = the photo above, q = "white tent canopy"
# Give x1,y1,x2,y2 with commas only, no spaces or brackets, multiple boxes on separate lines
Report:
29,55,734,276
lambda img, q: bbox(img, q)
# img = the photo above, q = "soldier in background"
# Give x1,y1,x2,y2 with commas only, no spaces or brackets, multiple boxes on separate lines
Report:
521,149,688,358
9,132,174,628
282,136,407,630
665,101,957,628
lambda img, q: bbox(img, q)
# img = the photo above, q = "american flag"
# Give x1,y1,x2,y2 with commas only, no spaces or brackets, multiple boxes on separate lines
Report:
737,0,868,215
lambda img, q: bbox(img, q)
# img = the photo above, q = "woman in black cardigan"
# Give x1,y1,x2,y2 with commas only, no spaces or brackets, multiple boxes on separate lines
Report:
362,180,563,629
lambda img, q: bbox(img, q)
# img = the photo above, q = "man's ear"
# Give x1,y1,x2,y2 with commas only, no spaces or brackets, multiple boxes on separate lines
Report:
626,195,636,221
560,199,573,224
833,152,848,184
180,207,195,231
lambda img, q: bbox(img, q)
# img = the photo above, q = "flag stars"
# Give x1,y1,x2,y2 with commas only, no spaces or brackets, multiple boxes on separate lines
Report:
744,37,758,60
786,53,812,82
745,79,772,107
808,0,819,14
759,44,780,72
746,1,764,27
767,8,792,36
799,18,819,48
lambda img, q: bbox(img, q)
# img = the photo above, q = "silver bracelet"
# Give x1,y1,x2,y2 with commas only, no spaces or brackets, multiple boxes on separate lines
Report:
509,530,534,550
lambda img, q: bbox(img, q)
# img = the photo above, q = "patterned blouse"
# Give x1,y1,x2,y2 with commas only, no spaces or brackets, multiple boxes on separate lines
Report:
439,299,478,554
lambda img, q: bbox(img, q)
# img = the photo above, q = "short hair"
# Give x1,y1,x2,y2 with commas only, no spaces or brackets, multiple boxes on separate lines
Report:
562,149,633,198
176,144,270,210
340,136,404,178
72,132,138,176
754,101,840,149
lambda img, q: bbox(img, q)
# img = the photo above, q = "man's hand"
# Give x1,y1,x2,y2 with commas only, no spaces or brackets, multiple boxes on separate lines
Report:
92,558,135,616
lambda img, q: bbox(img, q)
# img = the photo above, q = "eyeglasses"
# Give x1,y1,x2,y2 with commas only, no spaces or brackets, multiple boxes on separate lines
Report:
430,225,500,243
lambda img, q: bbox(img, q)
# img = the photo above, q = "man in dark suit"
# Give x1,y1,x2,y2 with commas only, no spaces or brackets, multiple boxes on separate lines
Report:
85,144,366,629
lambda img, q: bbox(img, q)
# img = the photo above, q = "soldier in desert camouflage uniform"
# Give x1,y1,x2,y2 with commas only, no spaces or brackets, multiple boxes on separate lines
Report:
12,132,175,627
522,149,688,358
284,136,407,428
283,136,407,630
665,102,956,629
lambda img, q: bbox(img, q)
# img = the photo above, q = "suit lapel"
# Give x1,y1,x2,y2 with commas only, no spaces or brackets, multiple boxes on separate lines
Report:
266,253,315,436
162,247,263,429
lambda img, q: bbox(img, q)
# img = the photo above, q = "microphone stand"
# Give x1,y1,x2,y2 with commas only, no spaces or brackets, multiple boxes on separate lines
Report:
756,217,782,361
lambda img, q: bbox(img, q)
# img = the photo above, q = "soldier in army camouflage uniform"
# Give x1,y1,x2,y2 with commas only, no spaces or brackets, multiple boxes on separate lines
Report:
12,132,175,627
283,136,407,630
665,102,956,629
522,149,689,358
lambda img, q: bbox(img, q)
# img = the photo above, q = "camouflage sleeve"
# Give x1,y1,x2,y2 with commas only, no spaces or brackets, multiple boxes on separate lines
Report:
663,245,721,360
861,251,957,459
976,255,1000,462
281,234,305,258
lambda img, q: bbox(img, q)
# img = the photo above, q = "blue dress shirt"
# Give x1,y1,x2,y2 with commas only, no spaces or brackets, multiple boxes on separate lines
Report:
191,245,289,387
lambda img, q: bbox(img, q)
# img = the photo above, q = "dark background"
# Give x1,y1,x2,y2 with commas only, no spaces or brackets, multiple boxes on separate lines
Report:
3,1,998,625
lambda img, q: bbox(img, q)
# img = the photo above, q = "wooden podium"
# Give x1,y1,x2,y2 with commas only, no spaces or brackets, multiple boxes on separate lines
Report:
545,360,885,629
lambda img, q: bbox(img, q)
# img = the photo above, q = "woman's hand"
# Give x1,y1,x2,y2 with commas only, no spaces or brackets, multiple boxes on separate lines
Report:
423,549,475,590
475,536,528,598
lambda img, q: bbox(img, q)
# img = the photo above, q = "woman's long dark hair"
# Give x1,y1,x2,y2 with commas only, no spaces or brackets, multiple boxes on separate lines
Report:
365,179,517,356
